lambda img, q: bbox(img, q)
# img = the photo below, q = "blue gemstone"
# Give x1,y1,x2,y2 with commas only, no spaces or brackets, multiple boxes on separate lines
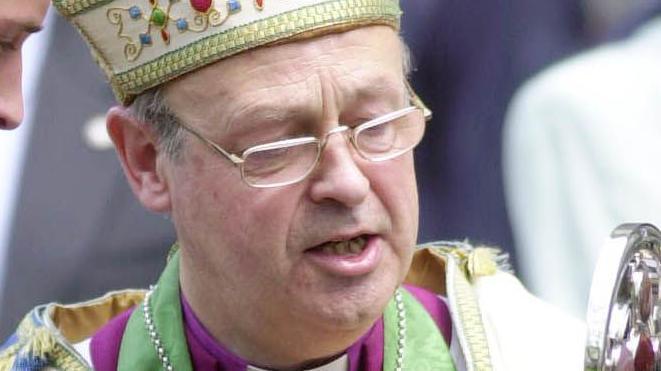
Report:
228,0,241,13
176,18,188,31
139,33,153,45
129,6,142,19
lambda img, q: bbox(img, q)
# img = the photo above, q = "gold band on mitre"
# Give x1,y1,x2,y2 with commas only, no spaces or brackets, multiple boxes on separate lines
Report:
53,0,402,105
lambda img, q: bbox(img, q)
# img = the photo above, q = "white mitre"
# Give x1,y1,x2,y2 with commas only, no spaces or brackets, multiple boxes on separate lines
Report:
53,0,401,105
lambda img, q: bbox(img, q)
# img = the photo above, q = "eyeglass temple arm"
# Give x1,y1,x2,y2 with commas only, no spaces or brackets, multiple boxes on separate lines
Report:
405,80,432,121
177,121,244,165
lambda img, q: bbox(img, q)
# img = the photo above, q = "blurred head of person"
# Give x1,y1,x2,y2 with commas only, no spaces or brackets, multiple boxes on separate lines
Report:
0,0,49,130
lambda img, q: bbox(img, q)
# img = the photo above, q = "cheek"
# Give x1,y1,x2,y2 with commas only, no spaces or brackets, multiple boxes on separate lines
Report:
369,156,419,229
174,157,301,250
169,154,240,238
242,191,299,240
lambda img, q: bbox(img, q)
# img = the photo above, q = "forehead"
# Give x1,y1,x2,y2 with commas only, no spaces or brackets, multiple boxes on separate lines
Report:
164,26,405,131
0,0,48,32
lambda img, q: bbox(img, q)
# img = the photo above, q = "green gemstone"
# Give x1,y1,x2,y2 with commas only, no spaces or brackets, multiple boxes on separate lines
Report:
150,8,167,26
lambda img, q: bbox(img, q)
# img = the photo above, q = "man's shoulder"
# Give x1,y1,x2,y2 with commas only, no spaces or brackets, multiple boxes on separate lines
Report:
412,241,586,371
408,241,512,291
0,289,145,370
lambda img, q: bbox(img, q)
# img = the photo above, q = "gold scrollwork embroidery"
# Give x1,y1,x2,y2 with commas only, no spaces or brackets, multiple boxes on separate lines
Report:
107,0,236,61
107,7,143,61
188,7,227,32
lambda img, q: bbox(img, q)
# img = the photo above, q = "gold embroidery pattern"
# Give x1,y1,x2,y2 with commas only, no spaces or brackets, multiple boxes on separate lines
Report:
110,0,400,104
107,0,231,62
53,0,115,17
50,344,89,371
452,262,493,371
56,0,264,17
430,246,494,371
107,7,143,61
0,310,89,370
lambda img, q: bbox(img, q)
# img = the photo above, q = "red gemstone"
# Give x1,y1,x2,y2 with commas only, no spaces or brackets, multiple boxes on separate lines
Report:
190,0,212,12
255,0,263,9
161,29,170,44
634,334,655,371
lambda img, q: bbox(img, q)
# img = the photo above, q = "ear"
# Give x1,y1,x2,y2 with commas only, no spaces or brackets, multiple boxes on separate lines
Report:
106,106,172,213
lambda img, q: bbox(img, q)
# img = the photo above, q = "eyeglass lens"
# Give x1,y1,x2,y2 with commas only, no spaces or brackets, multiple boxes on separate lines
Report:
242,108,425,187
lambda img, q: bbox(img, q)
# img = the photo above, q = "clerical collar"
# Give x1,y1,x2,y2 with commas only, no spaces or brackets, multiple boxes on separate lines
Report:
180,293,381,371
246,356,348,371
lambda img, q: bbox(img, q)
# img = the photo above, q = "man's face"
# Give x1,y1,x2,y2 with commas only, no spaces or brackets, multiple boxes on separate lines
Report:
0,0,48,130
164,26,419,335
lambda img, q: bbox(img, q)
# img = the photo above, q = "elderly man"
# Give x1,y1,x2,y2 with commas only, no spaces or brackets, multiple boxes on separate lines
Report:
1,0,583,370
0,0,49,129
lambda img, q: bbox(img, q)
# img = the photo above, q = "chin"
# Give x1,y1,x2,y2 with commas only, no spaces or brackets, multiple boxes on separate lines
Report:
296,274,398,332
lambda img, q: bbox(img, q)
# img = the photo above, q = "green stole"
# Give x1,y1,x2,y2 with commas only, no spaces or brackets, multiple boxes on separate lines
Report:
117,251,456,370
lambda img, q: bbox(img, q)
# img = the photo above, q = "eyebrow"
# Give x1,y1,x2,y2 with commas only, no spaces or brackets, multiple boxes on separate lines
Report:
221,73,404,138
0,19,43,36
23,24,43,34
224,104,311,139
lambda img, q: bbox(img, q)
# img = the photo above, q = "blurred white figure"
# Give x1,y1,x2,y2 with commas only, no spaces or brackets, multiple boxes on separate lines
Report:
504,15,661,318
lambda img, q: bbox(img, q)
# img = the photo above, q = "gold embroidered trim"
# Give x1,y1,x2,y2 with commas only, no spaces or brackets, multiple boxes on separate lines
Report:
0,310,89,370
53,0,115,17
433,248,493,371
50,343,89,371
106,2,232,62
106,0,400,104
451,260,493,370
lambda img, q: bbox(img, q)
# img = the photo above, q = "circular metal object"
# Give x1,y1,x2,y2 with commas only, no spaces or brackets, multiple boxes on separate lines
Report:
585,224,661,370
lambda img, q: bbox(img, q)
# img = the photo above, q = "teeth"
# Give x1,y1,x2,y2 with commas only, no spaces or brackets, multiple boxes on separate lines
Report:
335,241,348,254
319,237,367,255
349,239,362,253
323,245,334,255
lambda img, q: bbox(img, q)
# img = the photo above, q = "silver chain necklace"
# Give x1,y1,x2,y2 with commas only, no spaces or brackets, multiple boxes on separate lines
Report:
143,286,407,371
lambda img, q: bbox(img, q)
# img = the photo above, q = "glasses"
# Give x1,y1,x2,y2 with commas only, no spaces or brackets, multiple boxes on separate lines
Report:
177,105,429,188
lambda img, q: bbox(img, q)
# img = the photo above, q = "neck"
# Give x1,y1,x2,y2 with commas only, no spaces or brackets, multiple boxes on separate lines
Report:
179,258,375,370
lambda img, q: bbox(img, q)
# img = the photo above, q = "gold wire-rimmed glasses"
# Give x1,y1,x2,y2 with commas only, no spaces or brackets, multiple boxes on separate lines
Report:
177,102,431,188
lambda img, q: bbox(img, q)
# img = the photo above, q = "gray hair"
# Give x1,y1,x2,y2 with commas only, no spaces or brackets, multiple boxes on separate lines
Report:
128,38,413,160
128,88,185,160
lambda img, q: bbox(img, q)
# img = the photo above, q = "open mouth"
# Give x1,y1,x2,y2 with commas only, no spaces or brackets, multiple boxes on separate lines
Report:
304,234,381,276
310,235,369,256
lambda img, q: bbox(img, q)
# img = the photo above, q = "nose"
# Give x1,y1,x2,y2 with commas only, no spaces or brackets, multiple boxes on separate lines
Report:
307,129,370,206
0,54,24,130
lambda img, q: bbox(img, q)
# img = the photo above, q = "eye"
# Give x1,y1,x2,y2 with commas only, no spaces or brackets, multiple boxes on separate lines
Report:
242,141,319,186
244,147,291,173
0,41,16,54
0,35,24,56
357,122,396,153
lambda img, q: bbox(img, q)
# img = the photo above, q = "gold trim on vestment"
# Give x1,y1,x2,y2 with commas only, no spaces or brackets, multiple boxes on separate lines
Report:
440,250,494,371
51,289,146,343
406,244,500,371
